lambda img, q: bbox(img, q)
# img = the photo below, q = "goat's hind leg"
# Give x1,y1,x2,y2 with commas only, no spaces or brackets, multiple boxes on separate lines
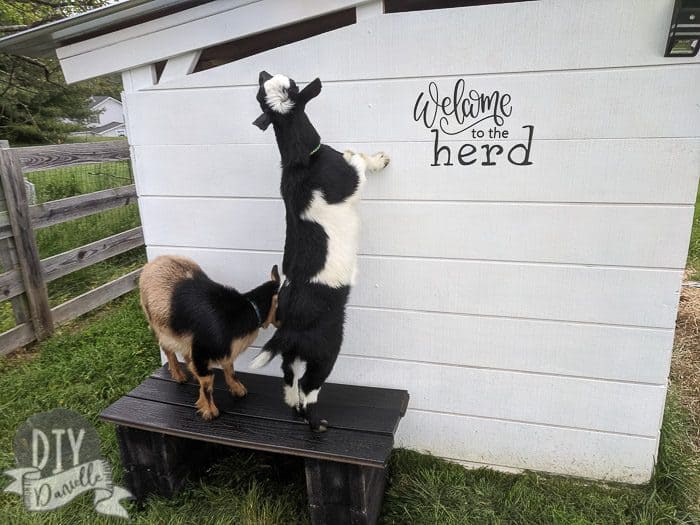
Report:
161,344,187,383
299,359,333,432
282,354,303,414
222,356,247,397
188,354,219,421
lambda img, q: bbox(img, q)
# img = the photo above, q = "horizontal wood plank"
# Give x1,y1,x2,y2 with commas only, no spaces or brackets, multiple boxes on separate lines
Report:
231,309,673,384
0,185,138,240
0,267,24,301
15,141,129,173
132,139,700,204
146,246,683,329
134,374,405,435
41,227,144,283
51,268,141,325
395,409,657,483
230,351,665,437
100,395,394,467
125,66,700,145
151,365,409,417
154,0,700,90
0,322,35,356
139,197,694,268
58,0,367,83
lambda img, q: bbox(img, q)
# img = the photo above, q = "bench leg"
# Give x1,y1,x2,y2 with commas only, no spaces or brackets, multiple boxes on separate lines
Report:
304,458,386,525
115,426,220,501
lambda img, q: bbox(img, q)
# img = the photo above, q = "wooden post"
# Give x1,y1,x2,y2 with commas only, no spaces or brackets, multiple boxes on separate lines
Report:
305,458,386,525
0,144,53,340
115,426,221,501
0,140,30,329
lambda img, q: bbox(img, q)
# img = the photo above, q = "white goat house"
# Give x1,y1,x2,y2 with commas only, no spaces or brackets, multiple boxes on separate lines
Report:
2,0,698,484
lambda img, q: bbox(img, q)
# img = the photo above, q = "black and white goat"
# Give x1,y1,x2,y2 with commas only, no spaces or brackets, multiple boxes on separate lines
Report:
250,71,389,432
140,255,280,420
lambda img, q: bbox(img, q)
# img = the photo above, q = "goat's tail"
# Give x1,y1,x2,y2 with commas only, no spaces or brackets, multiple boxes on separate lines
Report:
250,349,275,369
249,334,286,369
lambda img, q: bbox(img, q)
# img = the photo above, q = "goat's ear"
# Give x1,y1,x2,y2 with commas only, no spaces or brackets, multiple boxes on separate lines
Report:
259,70,272,85
271,264,280,283
298,78,322,106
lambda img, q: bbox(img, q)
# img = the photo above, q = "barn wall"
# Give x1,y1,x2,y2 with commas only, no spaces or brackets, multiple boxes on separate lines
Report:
123,0,700,482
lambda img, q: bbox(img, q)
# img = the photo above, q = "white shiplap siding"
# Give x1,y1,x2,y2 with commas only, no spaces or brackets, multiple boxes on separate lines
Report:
119,0,700,482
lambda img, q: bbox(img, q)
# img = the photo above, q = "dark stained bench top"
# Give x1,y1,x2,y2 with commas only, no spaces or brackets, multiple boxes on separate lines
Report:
100,365,410,468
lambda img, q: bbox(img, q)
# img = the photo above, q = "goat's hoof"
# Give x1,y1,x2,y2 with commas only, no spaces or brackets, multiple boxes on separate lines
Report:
377,152,390,167
196,399,219,420
311,419,328,433
230,382,247,397
198,406,219,421
169,368,187,383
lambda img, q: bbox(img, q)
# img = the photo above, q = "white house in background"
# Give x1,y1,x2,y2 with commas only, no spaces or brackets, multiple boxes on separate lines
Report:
1,0,697,484
83,95,126,137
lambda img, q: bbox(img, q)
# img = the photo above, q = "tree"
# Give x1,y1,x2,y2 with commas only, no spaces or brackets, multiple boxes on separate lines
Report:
0,1,122,145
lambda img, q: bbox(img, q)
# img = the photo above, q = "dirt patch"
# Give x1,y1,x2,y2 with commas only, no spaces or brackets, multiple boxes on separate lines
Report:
672,276,700,452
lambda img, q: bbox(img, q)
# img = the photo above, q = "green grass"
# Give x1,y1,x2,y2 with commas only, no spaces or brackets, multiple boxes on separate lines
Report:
0,161,145,333
687,185,700,281
0,293,698,524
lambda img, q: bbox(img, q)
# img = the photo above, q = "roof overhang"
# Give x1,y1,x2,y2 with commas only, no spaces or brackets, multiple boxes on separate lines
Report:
0,0,214,58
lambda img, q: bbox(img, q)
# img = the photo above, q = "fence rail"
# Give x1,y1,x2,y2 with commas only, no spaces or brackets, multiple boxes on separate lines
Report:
0,140,143,356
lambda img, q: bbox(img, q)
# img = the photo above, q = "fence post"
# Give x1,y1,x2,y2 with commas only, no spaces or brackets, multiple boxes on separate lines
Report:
0,141,31,330
0,144,53,340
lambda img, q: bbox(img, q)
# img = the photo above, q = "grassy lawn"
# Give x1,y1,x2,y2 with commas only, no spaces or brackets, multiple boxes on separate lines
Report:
0,293,698,524
0,161,145,333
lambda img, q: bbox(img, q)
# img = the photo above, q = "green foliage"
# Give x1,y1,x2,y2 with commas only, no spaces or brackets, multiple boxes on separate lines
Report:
0,1,122,145
0,294,698,524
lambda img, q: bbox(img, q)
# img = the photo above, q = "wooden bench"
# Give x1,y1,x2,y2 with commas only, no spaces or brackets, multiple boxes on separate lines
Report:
100,365,409,525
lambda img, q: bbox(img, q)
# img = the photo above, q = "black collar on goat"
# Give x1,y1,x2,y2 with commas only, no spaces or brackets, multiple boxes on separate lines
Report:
253,71,322,168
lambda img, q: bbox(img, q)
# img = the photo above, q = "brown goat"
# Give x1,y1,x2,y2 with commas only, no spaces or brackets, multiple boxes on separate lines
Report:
140,255,280,420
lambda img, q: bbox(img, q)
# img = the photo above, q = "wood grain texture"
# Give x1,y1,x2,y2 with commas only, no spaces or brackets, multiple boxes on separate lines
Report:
0,185,139,240
146,246,683,329
139,197,694,268
14,140,129,173
132,139,700,204
132,377,403,436
153,0,700,90
41,226,143,283
101,395,394,467
305,458,385,525
51,268,140,325
0,238,30,324
0,322,35,356
151,365,409,415
125,66,700,145
116,426,224,501
0,148,52,339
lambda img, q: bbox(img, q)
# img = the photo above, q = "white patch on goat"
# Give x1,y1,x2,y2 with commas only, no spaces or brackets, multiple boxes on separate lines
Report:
283,358,305,407
302,190,362,288
263,74,294,114
301,388,321,408
250,350,274,369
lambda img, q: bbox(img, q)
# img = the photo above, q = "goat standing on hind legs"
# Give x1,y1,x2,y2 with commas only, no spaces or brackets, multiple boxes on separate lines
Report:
140,256,280,420
250,71,390,432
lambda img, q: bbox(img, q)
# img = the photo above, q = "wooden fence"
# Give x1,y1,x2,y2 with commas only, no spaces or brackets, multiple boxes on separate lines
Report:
0,140,142,355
